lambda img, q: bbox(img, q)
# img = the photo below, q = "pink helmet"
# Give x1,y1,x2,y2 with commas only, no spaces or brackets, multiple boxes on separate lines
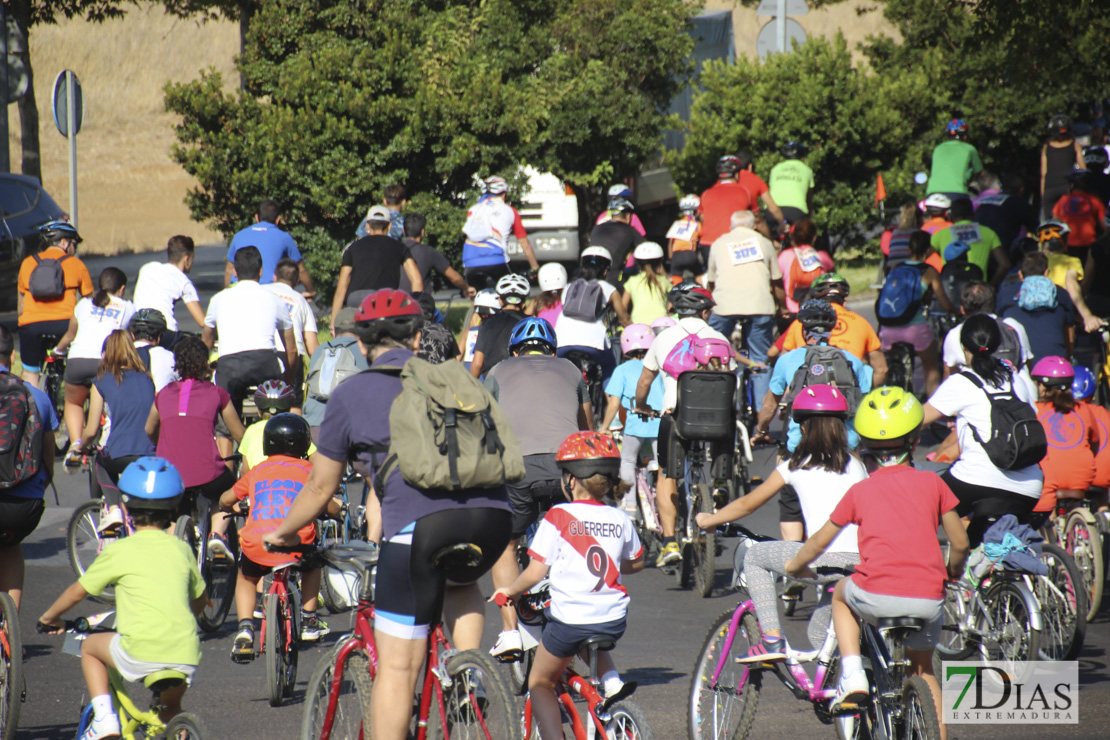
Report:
620,324,654,354
1031,355,1074,386
792,384,850,422
692,337,734,367
651,316,677,335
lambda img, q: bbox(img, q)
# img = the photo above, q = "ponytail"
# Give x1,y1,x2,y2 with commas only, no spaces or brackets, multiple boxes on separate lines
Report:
1041,385,1076,414
960,313,1011,387
93,267,127,309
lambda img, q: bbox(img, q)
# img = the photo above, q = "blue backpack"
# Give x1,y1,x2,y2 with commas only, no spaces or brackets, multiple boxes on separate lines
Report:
875,263,927,327
1017,276,1058,312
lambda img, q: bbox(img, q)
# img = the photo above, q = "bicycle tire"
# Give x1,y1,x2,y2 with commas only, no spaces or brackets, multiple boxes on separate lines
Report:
900,675,941,740
692,483,715,598
197,556,236,633
980,580,1041,677
175,515,198,554
935,586,974,660
66,501,116,604
425,649,519,740
688,607,761,740
1036,543,1087,661
164,711,208,739
0,593,23,740
606,700,653,740
508,646,533,696
265,594,286,707
300,643,374,740
284,586,301,699
1064,509,1104,621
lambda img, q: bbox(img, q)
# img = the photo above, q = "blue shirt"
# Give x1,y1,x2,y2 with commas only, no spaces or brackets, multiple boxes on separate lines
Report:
604,359,664,438
767,345,873,452
356,208,404,241
227,221,302,284
1,366,59,499
95,370,156,461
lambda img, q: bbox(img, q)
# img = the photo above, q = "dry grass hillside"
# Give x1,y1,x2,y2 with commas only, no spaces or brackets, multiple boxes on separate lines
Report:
6,7,239,254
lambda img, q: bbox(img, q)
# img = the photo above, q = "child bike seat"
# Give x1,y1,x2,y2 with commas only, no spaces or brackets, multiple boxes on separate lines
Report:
143,669,188,692
876,617,925,632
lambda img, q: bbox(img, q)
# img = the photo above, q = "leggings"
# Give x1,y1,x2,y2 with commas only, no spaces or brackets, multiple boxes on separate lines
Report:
92,454,144,508
941,471,1038,548
743,540,860,649
619,436,657,489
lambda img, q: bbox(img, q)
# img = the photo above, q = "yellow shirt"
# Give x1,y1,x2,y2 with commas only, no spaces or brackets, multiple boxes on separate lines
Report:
1046,252,1083,289
240,419,317,470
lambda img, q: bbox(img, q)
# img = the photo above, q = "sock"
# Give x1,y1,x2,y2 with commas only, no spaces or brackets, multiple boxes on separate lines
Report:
91,694,113,721
302,610,315,621
601,670,623,697
663,536,676,545
763,634,784,645
238,619,254,634
840,655,863,676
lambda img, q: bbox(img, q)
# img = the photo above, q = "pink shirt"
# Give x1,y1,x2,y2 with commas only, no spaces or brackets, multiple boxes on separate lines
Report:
155,379,231,487
537,302,563,327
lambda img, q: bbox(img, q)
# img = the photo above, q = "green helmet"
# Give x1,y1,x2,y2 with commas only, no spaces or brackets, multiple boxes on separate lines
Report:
810,272,849,302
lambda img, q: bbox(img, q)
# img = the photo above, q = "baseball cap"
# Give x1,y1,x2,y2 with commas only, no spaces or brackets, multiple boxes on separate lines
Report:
367,205,391,222
633,242,664,261
334,307,359,333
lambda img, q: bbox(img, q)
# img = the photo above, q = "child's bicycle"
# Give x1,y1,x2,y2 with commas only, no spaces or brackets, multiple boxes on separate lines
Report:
174,480,239,634
494,587,652,740
0,592,23,740
1043,494,1104,622
43,612,207,739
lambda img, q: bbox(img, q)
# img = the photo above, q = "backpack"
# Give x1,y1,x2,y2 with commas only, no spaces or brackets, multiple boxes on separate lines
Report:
28,253,72,301
939,261,983,309
875,262,927,326
562,278,606,322
372,358,525,491
788,246,826,304
307,341,362,401
782,344,862,417
0,371,45,489
1017,276,1058,312
959,370,1047,470
462,199,497,242
993,319,1024,370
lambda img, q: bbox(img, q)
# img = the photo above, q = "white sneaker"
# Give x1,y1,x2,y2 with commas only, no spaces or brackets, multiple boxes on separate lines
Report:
207,534,232,561
489,630,523,660
831,670,870,714
96,508,124,534
80,712,121,740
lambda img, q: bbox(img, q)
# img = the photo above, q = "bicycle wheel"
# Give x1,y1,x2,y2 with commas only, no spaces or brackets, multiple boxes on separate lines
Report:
175,515,198,554
265,594,287,707
688,607,761,740
980,580,1041,678
900,675,941,740
1064,510,1104,620
66,501,115,604
1036,544,1087,661
508,646,533,696
934,585,974,660
0,593,23,740
692,483,715,598
606,700,653,739
163,711,208,739
426,649,518,740
300,644,374,740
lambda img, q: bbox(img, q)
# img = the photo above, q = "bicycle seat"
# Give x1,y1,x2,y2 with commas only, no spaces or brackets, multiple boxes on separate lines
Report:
432,542,484,577
580,636,616,653
876,617,925,632
143,669,187,693
322,541,379,570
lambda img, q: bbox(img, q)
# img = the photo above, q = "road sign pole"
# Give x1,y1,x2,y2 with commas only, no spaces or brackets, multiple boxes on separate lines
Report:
777,0,786,53
66,70,77,228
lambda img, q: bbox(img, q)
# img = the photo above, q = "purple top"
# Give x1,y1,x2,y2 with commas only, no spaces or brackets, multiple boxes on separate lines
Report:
314,348,509,540
155,379,231,487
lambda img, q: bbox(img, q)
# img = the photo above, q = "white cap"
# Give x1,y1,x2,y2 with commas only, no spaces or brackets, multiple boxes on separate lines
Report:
538,263,568,292
581,246,613,262
633,241,664,261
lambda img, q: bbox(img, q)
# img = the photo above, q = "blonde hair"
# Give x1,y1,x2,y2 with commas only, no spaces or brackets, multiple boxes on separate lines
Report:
99,330,147,383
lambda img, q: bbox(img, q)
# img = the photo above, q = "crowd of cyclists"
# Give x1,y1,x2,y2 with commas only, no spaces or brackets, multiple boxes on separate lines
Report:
2,112,1110,739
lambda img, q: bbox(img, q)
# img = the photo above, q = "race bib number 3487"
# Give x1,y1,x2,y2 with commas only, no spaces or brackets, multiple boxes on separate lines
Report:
728,239,763,266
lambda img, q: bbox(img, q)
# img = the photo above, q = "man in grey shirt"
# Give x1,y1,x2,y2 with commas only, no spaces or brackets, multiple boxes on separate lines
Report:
398,213,475,297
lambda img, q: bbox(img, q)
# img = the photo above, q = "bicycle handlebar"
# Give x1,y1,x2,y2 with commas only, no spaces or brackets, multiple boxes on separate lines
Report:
814,565,855,577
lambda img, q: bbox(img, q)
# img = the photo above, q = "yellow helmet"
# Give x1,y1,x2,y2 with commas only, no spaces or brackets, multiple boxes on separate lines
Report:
854,387,924,442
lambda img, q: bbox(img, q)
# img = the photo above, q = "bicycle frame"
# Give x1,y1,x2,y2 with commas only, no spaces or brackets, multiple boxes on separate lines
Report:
104,667,170,740
522,662,612,739
260,563,300,660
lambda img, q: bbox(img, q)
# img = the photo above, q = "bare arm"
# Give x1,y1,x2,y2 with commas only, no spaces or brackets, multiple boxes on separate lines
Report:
331,266,353,327
304,330,319,357
517,235,540,272
754,391,782,436
145,404,160,443
784,519,844,579
265,454,345,544
76,386,106,452
53,316,79,354
697,469,786,529
867,349,889,387
579,402,595,432
297,260,316,299
598,394,622,433
760,191,785,227
621,289,633,316
921,401,944,427
942,509,970,580
610,290,631,327
190,589,209,616
1040,145,1048,196
218,488,239,512
184,301,206,329
443,266,474,297
39,581,91,631
491,557,550,603
621,553,645,575
220,402,246,443
223,261,235,289
201,325,217,350
633,365,658,411
1065,269,1105,332
402,258,423,293
469,350,485,378
281,327,298,370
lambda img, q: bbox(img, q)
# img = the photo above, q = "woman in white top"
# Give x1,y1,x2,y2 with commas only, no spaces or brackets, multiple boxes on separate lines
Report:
554,246,630,384
922,313,1043,547
697,385,865,659
54,267,135,462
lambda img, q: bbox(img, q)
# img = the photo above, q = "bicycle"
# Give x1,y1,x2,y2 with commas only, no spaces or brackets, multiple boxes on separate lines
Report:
883,341,917,394
317,469,371,614
291,542,518,740
174,484,238,634
254,557,304,706
45,612,206,739
1035,542,1087,661
39,337,67,452
632,443,663,567
1045,495,1104,621
564,350,606,429
495,587,652,740
0,592,23,740
67,459,134,605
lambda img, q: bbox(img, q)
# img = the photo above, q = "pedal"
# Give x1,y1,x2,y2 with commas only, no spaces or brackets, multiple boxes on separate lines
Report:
230,648,256,664
597,681,638,717
492,649,523,664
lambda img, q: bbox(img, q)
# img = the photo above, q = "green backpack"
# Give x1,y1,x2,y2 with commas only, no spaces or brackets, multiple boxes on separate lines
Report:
373,357,526,492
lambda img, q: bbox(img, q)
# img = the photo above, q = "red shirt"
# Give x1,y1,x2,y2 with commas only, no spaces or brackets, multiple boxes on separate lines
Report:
1085,401,1110,489
233,455,316,566
830,466,959,600
737,171,769,204
698,181,753,246
1052,191,1106,247
154,379,230,487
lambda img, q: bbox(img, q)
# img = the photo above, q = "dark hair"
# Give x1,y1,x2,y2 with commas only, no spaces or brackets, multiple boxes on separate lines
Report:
258,199,282,223
173,336,211,381
736,150,753,169
791,218,817,246
949,199,973,221
93,267,127,309
907,229,932,259
1021,251,1049,277
403,213,426,238
532,290,561,313
233,246,263,281
788,416,850,473
99,330,147,383
578,261,606,282
959,281,995,315
1001,173,1025,194
274,257,299,284
1041,385,1076,414
959,313,1010,386
167,235,194,263
383,184,406,206
129,508,173,528
0,324,13,360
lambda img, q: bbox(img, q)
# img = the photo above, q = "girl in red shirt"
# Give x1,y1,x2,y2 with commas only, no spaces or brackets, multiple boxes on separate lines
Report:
1031,357,1100,515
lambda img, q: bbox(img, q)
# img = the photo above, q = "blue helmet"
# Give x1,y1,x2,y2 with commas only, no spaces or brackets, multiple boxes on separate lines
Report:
508,317,557,354
39,219,82,245
118,457,184,511
945,119,968,137
1072,365,1097,400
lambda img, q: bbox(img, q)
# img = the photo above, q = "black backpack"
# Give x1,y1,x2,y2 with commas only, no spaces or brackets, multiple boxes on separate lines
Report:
782,344,862,417
939,261,983,310
993,319,1024,371
562,278,606,322
0,371,45,489
959,370,1046,470
28,253,72,301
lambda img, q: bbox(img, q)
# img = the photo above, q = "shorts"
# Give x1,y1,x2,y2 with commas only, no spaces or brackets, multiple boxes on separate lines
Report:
778,485,803,523
214,349,283,430
842,577,942,652
508,454,565,540
670,251,703,278
108,634,196,685
879,323,936,353
375,507,511,640
345,289,375,309
63,358,100,386
941,471,1038,548
0,495,45,546
779,206,807,225
17,319,71,372
464,264,512,292
541,613,626,659
239,551,274,579
657,414,685,480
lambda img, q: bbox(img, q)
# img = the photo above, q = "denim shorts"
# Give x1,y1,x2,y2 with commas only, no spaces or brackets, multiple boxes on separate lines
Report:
541,613,626,659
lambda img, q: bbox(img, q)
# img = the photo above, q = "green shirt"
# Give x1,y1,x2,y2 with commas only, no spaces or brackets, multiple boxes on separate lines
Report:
622,272,671,325
768,160,814,212
926,140,983,195
930,220,1001,278
78,529,206,666
240,419,317,470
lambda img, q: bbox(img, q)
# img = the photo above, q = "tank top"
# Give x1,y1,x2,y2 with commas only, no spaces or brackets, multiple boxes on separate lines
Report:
1044,143,1076,196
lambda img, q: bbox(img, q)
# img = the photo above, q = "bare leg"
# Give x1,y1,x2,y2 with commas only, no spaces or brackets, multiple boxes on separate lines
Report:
528,644,575,740
832,580,860,658
234,571,261,623
919,341,942,398
301,567,321,612
490,540,520,632
443,582,485,651
157,683,187,723
657,476,678,537
908,648,947,740
63,383,90,451
0,545,25,610
371,630,429,740
80,633,117,698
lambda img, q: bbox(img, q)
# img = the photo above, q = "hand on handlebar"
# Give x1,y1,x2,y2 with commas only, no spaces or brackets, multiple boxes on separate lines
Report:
262,530,301,551
694,512,716,531
632,405,659,420
36,616,67,635
752,429,774,445
490,589,514,607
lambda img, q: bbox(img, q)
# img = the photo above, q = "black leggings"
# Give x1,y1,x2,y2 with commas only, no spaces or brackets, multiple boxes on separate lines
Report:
941,471,1038,548
92,454,144,508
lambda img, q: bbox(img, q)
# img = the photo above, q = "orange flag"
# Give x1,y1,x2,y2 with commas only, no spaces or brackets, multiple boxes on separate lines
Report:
874,174,886,208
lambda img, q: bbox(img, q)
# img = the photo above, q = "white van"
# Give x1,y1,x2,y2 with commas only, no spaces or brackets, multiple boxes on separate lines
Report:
504,167,579,265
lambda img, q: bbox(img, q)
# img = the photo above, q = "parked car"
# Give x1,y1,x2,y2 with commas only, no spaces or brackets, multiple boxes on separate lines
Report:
0,174,67,311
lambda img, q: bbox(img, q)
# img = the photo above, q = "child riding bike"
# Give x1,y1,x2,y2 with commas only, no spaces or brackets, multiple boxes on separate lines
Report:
1072,365,1110,512
491,431,645,740
38,457,208,740
238,380,317,473
1030,357,1100,516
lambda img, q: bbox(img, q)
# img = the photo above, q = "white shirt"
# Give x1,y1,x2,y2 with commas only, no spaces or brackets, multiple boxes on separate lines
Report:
527,500,642,625
69,296,135,360
265,282,317,356
941,314,1037,401
204,280,293,357
132,262,199,331
554,280,618,351
135,340,177,392
775,457,866,554
927,369,1043,497
643,317,731,411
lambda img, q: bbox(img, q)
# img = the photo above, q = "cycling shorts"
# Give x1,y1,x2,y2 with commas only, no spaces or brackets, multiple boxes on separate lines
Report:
93,454,144,507
508,454,564,540
375,507,511,640
878,323,935,353
541,613,626,659
778,484,803,523
17,319,70,373
239,551,274,579
0,494,45,546
464,264,512,292
669,251,703,278
63,358,100,387
941,471,1037,548
109,633,196,685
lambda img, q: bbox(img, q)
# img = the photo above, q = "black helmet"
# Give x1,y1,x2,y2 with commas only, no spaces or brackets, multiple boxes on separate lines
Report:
263,413,312,459
129,308,168,340
716,155,741,176
1065,165,1094,187
1048,114,1072,137
39,219,82,245
798,299,837,333
1083,146,1109,171
668,282,715,316
781,141,805,159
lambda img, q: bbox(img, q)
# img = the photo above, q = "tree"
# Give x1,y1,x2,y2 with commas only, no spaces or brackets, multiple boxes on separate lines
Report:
165,0,697,293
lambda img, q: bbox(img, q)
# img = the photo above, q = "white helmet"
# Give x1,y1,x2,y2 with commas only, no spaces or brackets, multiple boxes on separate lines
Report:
633,241,664,261
608,184,633,200
538,263,568,292
580,246,613,263
923,193,951,211
496,273,531,304
679,194,700,212
474,289,500,311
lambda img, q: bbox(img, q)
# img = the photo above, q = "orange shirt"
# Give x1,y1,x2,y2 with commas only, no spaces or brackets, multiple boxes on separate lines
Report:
1035,401,1099,511
779,303,881,360
921,217,952,236
1052,191,1106,247
17,247,93,325
1084,401,1110,489
233,455,317,567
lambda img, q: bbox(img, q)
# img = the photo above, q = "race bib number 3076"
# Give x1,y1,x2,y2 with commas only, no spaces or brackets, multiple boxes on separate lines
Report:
728,239,763,266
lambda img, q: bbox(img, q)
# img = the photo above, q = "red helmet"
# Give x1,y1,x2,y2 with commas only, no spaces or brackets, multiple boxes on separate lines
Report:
354,289,425,343
254,379,295,414
556,432,621,480
792,384,849,422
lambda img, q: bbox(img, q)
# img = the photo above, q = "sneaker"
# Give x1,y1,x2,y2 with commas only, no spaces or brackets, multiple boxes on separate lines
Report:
253,596,265,620
831,671,870,714
301,613,330,641
655,541,682,568
64,449,84,474
80,711,121,740
96,507,124,534
231,628,255,663
489,630,523,661
207,533,232,561
735,636,788,664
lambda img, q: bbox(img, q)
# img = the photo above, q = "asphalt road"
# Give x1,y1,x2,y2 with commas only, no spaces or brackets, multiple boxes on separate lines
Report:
8,245,1110,738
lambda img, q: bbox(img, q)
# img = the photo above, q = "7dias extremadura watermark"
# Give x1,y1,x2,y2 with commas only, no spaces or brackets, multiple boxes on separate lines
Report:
942,661,1078,724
